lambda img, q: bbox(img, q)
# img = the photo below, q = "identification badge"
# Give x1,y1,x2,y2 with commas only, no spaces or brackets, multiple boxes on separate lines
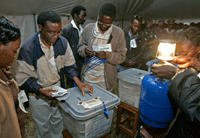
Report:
130,39,137,48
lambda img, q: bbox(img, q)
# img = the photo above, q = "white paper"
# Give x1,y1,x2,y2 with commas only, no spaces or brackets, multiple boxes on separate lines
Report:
55,93,70,101
52,86,70,101
18,90,28,113
51,86,68,97
130,39,137,48
92,44,112,52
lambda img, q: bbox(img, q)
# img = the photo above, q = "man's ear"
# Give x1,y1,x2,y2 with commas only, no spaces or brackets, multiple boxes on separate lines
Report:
74,13,78,18
38,24,42,31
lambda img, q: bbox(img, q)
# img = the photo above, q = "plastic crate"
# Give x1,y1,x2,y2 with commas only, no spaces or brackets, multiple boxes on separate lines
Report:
117,68,149,108
59,84,120,138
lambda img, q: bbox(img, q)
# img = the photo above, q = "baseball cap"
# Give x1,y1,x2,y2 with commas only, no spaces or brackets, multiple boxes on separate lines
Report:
158,18,165,23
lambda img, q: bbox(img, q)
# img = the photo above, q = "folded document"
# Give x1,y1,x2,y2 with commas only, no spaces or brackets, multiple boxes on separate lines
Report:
52,86,70,101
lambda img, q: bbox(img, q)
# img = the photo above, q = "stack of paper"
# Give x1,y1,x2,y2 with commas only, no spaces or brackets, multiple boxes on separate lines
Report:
52,86,70,101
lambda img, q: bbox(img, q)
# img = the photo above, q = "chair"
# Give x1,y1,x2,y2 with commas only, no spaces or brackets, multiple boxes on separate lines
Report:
115,102,139,138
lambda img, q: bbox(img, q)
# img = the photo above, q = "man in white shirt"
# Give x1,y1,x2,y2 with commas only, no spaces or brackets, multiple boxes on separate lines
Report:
62,5,86,87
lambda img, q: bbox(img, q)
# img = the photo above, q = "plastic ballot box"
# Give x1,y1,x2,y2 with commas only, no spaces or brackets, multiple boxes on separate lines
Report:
59,84,120,138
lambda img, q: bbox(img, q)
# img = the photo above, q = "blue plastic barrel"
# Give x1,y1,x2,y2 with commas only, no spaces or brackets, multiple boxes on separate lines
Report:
139,74,174,128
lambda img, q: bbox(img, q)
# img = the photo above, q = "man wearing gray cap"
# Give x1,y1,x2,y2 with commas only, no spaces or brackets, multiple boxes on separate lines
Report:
153,18,167,39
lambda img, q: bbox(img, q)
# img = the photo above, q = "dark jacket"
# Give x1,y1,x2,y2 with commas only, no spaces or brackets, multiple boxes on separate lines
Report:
62,23,84,77
16,32,77,95
165,68,200,138
122,26,146,68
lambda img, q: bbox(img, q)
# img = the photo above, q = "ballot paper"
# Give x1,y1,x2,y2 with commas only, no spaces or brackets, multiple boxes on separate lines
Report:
92,44,112,52
18,90,28,113
52,86,70,101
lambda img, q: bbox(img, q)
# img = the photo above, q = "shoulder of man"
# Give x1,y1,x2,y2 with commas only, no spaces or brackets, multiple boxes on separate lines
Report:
123,26,131,35
20,32,39,51
63,22,73,30
83,23,95,30
112,25,124,33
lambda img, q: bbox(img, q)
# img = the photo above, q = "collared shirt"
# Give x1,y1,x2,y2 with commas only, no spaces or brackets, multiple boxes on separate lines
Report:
38,34,60,87
71,19,83,37
128,30,139,49
129,30,139,40
165,28,175,34
153,27,167,39
83,22,113,89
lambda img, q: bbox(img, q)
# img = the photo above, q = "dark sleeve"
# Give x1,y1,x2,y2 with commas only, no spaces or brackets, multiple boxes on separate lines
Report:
131,36,146,64
16,43,42,96
62,24,71,41
64,63,78,80
169,68,200,123
61,38,78,80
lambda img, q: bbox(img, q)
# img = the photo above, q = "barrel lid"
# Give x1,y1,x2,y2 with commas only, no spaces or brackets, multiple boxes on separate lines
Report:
117,68,149,85
59,84,120,120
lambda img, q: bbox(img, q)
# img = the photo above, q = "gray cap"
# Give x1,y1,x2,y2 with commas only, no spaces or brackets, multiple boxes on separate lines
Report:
158,18,165,23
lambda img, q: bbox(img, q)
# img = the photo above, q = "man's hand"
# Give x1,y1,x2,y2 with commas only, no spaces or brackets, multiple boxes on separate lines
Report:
128,60,135,67
73,76,93,96
172,56,190,69
189,58,200,71
77,82,93,96
96,51,109,59
85,47,95,56
38,88,58,99
151,63,178,79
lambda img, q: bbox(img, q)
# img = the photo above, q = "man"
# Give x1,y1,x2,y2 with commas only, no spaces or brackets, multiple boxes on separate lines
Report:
142,19,159,60
143,19,155,42
77,3,126,91
165,19,176,40
120,15,147,70
176,22,190,43
62,5,86,87
15,10,93,138
151,27,200,138
153,18,167,40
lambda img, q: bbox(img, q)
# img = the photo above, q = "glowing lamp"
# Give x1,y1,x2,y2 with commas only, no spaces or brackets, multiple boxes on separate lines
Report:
156,41,176,61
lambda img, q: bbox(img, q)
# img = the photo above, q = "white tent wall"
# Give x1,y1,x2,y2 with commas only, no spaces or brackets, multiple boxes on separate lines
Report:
5,15,36,43
1,0,200,78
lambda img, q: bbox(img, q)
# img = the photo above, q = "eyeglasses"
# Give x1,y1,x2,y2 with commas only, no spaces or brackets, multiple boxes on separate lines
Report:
98,20,112,27
44,29,62,37
78,14,86,19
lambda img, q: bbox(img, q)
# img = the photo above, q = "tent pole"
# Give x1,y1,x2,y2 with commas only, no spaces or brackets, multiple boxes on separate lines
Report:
33,14,37,33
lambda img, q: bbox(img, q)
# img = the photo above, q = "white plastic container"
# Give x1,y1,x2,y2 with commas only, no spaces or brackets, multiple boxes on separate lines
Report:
117,68,149,108
59,84,120,138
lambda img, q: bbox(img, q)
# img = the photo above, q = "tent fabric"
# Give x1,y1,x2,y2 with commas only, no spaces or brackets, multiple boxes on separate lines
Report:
1,0,199,20
0,0,156,43
0,0,155,20
1,0,200,44
1,0,199,79
139,0,200,20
